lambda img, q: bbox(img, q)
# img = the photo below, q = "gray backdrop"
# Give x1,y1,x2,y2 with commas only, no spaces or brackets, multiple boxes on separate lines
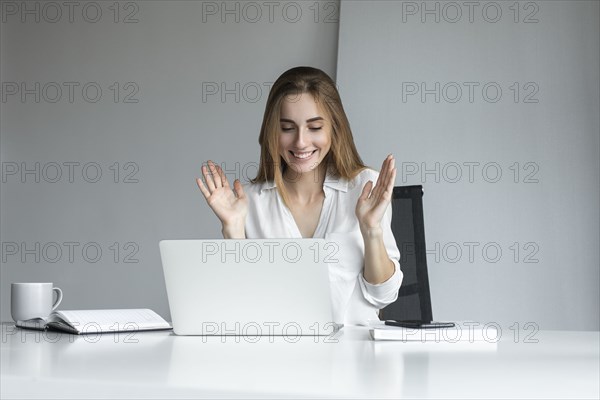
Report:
337,0,599,330
0,0,339,320
1,0,598,331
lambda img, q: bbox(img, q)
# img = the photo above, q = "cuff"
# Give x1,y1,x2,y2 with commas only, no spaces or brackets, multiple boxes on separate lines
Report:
358,259,403,308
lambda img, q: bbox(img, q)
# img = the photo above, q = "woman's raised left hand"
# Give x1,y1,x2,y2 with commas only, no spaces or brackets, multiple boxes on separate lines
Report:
355,154,397,234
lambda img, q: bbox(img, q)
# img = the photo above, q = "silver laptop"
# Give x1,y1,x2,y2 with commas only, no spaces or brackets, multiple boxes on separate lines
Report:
159,239,339,336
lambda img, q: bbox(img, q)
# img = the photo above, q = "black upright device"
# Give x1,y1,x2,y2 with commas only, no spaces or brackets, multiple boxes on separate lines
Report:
384,320,456,329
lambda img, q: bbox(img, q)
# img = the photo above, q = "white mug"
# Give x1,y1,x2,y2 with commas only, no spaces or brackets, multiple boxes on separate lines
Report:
11,283,63,322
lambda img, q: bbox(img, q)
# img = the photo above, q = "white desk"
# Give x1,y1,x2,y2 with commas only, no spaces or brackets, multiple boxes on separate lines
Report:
1,323,598,399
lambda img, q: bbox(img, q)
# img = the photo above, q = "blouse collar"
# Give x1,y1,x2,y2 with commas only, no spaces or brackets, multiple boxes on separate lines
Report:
258,168,349,194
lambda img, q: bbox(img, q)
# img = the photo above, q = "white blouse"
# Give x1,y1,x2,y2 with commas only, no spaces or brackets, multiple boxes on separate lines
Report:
243,168,403,326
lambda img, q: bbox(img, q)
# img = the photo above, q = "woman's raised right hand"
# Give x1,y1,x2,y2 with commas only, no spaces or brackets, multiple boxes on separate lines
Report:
196,160,248,238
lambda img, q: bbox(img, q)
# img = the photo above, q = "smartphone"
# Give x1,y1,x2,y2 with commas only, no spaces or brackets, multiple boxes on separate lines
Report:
384,320,456,329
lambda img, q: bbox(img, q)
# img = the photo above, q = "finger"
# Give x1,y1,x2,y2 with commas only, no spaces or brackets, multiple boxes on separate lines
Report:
382,155,396,191
388,158,396,187
196,177,211,199
378,154,392,187
382,167,397,200
382,157,395,188
233,179,246,200
207,160,222,188
372,156,391,201
216,164,230,188
374,165,396,208
358,180,373,202
373,155,391,191
202,164,216,192
208,160,222,188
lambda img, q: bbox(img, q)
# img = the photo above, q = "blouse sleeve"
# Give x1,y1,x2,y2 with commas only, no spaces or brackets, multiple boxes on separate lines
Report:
356,202,403,308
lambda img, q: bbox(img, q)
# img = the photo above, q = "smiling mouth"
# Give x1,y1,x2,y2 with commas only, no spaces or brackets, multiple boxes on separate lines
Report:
290,150,317,160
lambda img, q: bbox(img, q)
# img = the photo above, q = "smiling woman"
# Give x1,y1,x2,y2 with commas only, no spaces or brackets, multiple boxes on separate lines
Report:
196,66,403,325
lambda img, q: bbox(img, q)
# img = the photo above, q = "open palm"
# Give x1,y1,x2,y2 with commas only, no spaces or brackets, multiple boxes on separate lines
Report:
196,160,248,227
355,155,397,231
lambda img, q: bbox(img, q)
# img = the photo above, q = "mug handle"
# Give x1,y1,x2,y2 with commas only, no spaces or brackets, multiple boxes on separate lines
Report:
52,287,63,310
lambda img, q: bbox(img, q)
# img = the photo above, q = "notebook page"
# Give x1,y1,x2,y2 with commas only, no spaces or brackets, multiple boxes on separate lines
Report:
54,309,170,332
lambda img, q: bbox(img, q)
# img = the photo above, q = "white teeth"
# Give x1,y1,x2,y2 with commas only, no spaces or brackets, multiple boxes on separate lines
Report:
292,151,314,159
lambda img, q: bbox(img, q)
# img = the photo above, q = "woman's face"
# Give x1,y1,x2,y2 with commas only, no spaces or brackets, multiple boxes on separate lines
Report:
278,92,332,177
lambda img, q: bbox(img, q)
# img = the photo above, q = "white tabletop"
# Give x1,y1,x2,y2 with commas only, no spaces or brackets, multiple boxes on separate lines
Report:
1,322,599,399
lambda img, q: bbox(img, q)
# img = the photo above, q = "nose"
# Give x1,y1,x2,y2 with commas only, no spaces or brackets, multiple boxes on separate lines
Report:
294,127,308,148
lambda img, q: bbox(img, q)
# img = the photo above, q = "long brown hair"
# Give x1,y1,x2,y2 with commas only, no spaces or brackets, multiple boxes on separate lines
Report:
252,66,366,205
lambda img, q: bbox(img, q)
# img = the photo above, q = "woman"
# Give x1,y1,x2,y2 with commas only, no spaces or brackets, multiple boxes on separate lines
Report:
197,66,402,325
